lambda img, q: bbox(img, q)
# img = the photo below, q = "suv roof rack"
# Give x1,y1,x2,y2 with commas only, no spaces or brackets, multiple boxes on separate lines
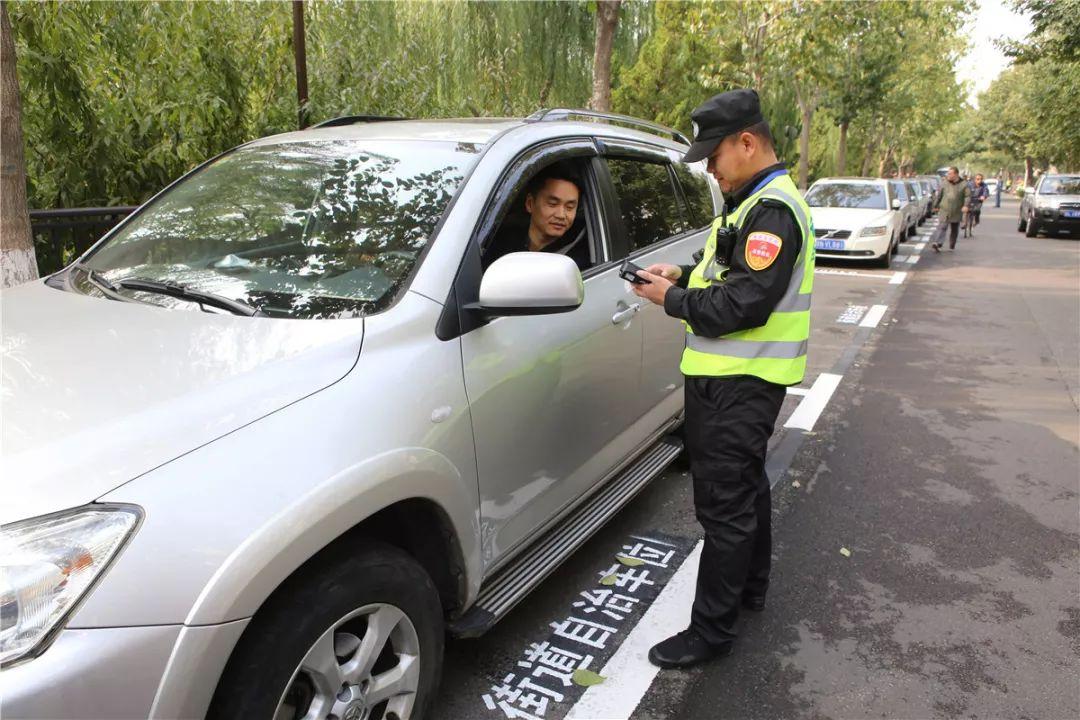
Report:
525,108,690,146
310,115,409,129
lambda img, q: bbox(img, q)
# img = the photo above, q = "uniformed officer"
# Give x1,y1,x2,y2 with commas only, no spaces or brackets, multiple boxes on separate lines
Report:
630,89,814,668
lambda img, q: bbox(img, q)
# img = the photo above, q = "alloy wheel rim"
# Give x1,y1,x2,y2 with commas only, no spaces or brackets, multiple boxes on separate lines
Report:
274,603,421,720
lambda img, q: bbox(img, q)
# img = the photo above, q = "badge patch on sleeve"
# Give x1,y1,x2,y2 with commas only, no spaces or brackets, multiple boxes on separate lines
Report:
745,231,783,271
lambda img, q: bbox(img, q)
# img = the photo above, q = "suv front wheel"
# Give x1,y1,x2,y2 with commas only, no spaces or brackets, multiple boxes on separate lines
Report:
208,542,444,720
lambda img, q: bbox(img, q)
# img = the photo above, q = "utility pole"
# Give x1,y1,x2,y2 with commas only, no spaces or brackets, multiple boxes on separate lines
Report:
293,0,309,129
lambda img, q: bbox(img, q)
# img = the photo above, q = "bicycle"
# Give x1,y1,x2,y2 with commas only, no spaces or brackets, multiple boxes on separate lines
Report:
963,201,981,238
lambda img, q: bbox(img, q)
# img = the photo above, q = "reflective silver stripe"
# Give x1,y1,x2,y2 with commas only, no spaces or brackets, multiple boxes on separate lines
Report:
758,188,812,234
774,292,812,312
686,333,808,359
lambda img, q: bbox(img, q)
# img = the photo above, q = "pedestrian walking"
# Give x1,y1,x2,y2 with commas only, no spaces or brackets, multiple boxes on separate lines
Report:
629,89,814,668
932,166,971,251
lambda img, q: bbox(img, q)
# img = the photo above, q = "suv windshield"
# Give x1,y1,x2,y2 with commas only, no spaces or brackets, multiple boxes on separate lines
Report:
805,183,887,210
81,140,478,319
1040,176,1080,195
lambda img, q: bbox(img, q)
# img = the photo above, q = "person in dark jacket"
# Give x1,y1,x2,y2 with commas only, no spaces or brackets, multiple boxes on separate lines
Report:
932,166,971,251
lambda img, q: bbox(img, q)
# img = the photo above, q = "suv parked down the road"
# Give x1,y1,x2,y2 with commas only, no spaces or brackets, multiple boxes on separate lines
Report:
1018,173,1080,238
0,111,720,720
887,178,920,239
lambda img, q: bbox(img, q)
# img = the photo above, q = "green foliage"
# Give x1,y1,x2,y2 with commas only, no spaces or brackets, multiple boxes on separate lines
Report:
1002,0,1080,64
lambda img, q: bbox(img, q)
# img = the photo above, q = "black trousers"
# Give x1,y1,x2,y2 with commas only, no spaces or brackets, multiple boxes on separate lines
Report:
935,220,960,248
684,375,787,647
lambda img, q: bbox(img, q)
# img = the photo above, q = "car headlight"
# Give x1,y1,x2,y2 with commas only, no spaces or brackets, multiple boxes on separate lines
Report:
1,505,140,665
859,225,888,237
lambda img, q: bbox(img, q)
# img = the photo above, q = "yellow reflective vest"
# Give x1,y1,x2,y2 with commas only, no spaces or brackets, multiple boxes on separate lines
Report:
680,172,814,385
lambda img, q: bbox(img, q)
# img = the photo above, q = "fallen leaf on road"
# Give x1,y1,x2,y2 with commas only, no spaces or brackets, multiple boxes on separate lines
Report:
572,669,606,687
599,574,618,586
792,480,801,488
839,547,852,557
616,555,645,567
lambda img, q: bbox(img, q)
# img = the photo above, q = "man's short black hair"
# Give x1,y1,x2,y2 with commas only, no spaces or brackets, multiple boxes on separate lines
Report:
949,166,959,173
740,120,774,152
527,163,584,198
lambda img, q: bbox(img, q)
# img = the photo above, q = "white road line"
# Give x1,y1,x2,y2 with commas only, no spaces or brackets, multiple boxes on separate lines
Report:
815,268,894,280
784,372,843,431
566,540,704,720
914,242,926,251
889,271,907,284
859,304,888,328
904,254,919,265
786,387,809,396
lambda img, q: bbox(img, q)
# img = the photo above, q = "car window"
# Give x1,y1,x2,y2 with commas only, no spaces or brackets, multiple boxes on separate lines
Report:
892,181,908,201
905,181,918,198
482,159,596,273
1040,176,1080,194
83,140,478,319
606,158,691,252
671,163,716,227
805,183,887,210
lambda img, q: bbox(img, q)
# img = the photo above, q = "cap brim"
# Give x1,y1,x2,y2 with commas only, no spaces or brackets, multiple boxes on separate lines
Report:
682,137,721,163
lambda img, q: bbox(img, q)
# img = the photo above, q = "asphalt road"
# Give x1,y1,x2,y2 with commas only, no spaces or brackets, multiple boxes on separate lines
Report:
436,197,1079,720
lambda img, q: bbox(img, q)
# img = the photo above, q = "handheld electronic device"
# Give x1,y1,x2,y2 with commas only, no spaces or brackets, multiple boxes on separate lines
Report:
619,259,651,285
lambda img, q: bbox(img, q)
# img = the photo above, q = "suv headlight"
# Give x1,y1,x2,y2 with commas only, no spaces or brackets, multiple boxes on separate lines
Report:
859,225,888,237
1,505,140,665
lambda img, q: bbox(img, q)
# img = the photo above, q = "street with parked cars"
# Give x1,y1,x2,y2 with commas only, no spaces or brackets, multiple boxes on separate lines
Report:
1,108,1076,720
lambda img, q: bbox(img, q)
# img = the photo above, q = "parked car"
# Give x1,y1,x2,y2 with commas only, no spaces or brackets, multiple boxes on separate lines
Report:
0,110,720,719
916,178,936,218
1018,173,1080,238
984,177,999,198
804,177,904,268
887,178,920,239
906,179,931,225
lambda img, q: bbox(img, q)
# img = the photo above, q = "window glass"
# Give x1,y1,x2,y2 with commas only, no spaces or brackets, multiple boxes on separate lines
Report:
606,158,690,251
1040,176,1080,194
672,164,716,227
805,183,887,210
905,181,919,198
892,181,908,200
85,140,477,319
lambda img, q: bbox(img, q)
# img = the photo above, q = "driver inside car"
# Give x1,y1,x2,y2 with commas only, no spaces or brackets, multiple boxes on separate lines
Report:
485,163,590,270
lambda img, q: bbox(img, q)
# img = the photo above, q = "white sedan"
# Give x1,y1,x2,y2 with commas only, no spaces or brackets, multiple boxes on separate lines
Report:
804,178,905,268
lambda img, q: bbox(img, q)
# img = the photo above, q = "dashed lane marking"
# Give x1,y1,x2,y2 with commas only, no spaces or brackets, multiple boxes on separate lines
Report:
786,387,809,396
859,304,888,328
816,268,895,280
784,373,843,431
836,304,868,324
889,271,908,284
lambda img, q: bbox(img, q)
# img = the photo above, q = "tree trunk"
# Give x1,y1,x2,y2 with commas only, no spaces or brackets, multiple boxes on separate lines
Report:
861,132,879,177
836,120,848,176
1024,156,1033,188
796,92,813,190
589,0,621,112
1,0,37,288
292,0,309,129
877,146,893,178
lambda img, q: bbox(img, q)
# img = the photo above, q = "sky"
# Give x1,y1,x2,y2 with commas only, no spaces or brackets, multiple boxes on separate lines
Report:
956,0,1034,108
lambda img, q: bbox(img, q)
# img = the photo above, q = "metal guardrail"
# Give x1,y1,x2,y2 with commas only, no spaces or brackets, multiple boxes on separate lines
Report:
29,206,137,276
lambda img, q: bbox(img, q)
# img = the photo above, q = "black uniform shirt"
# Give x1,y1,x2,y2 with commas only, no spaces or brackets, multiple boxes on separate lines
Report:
663,163,803,339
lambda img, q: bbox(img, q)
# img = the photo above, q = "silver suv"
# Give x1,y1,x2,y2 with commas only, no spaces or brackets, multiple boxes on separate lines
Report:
0,110,718,719
1018,173,1080,238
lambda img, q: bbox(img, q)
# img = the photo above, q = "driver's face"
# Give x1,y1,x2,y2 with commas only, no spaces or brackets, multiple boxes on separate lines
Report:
526,179,579,239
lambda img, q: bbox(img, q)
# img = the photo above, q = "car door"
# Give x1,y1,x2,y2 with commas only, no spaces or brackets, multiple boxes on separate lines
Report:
594,141,720,423
453,140,646,569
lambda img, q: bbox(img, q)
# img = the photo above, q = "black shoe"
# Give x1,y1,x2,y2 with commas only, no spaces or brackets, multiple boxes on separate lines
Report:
648,629,733,669
742,595,766,612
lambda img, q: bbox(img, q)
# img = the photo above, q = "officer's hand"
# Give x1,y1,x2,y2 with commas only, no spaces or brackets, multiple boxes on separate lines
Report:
631,270,674,306
643,263,682,281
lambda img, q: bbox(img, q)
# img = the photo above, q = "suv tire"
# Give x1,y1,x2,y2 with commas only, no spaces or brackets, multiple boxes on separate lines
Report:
1017,214,1027,232
207,542,444,720
1025,214,1039,237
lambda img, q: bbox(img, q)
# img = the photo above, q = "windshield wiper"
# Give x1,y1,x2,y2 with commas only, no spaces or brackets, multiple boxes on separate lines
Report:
72,262,131,302
116,277,265,317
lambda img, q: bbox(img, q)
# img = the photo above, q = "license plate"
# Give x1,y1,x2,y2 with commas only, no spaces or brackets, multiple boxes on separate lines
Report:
815,239,845,251
1064,210,1080,218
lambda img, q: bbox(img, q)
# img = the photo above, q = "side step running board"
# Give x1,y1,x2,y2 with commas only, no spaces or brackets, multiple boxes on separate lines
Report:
449,434,683,638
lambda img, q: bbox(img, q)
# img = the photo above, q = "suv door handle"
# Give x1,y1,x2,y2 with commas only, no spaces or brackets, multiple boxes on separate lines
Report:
611,301,642,325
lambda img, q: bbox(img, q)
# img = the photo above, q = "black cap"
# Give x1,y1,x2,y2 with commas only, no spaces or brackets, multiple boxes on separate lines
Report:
682,89,764,163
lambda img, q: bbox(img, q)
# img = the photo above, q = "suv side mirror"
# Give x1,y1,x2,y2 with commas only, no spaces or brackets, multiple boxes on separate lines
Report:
476,253,583,316
891,198,901,210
